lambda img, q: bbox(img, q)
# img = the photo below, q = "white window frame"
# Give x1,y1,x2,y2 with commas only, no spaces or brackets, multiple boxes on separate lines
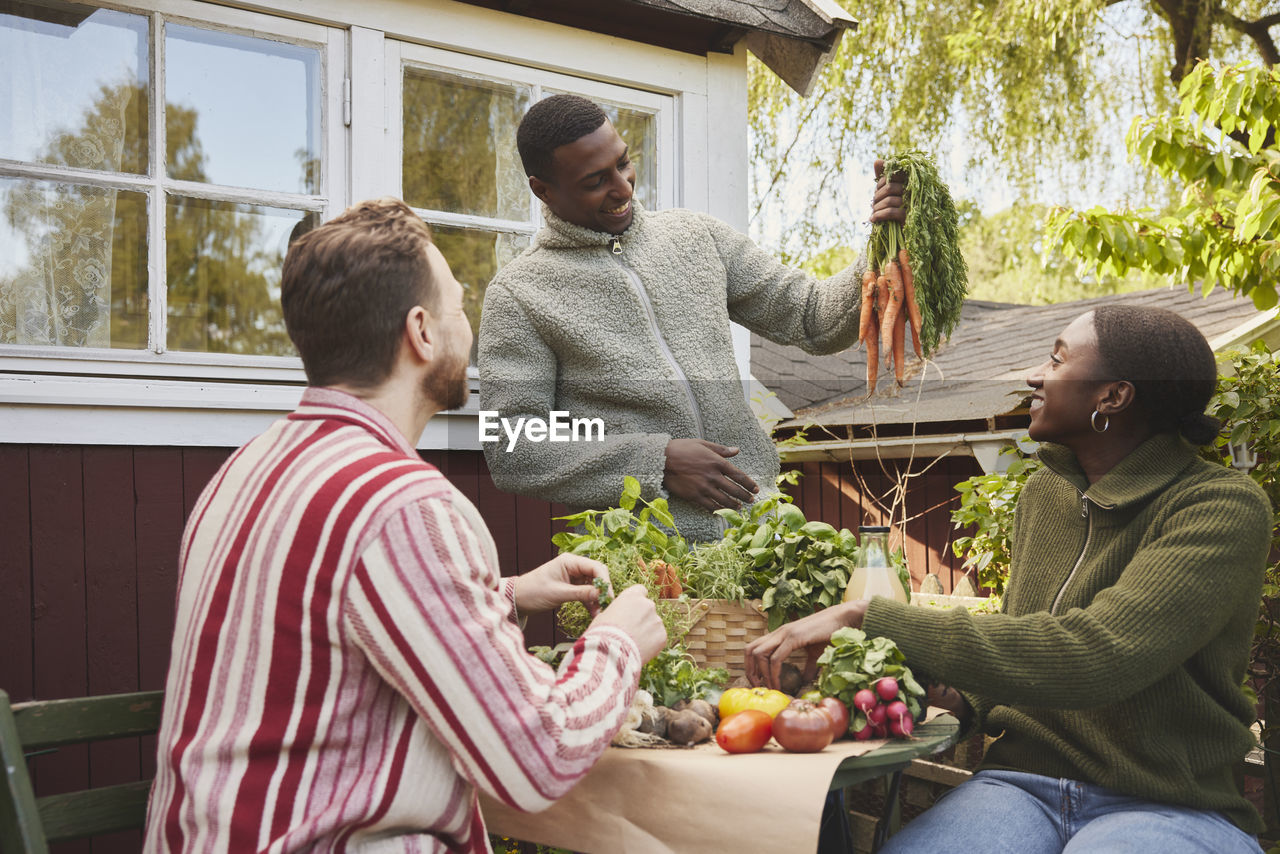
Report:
0,0,347,383
1,0,749,447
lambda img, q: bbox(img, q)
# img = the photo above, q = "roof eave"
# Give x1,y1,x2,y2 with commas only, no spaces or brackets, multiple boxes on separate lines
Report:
743,25,847,96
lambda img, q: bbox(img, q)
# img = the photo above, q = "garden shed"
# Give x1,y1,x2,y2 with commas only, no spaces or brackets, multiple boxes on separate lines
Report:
754,285,1280,593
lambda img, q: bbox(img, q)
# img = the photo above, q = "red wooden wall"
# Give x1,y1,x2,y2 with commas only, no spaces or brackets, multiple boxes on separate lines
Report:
786,454,984,594
0,444,566,853
0,446,572,707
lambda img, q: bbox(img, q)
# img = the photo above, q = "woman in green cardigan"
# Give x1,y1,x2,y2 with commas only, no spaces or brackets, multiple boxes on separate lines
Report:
746,305,1273,853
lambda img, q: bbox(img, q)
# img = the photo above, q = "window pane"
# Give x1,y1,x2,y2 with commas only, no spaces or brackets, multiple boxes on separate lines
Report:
604,105,656,210
0,4,149,174
165,25,320,194
0,177,148,349
166,196,304,356
403,68,531,220
431,225,528,362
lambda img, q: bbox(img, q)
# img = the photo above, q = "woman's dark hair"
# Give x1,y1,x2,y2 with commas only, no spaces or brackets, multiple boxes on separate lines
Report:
1091,304,1221,445
516,94,608,181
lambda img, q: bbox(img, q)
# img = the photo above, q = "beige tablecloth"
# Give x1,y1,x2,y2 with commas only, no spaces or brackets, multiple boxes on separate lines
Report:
481,735,891,853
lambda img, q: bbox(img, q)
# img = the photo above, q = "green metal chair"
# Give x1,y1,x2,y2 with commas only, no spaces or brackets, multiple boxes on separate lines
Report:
0,689,163,854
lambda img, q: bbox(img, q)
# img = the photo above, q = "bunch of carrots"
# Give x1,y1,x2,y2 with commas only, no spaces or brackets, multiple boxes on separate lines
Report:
859,150,968,395
859,239,923,391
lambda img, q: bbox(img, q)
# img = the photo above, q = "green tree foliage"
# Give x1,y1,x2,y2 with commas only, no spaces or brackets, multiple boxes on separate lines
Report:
749,0,1277,269
960,202,1163,303
1,83,149,348
163,100,295,355
1048,61,1280,309
1204,345,1280,760
949,447,1040,601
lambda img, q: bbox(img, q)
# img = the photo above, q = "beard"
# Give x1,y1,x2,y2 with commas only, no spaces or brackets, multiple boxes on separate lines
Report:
423,337,470,412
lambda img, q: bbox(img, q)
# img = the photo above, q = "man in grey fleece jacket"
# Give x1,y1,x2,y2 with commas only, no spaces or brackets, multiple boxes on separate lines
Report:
479,94,902,542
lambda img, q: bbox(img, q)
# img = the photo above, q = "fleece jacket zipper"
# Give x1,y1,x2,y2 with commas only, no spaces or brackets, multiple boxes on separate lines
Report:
610,237,706,440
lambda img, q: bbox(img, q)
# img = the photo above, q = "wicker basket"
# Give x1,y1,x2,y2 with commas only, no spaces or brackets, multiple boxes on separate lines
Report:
681,599,808,680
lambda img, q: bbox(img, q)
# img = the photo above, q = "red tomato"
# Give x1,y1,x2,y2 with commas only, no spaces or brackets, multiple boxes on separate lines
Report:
715,709,773,754
816,697,851,740
772,700,835,753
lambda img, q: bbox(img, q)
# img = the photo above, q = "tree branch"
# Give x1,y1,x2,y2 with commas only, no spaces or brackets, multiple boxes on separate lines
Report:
749,94,827,226
1217,7,1280,66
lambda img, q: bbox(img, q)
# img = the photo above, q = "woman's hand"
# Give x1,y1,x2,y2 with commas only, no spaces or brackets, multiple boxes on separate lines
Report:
513,553,610,615
745,600,868,689
926,683,973,730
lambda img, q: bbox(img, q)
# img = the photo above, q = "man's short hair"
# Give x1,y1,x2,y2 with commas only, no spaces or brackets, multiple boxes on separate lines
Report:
282,197,437,388
516,94,609,181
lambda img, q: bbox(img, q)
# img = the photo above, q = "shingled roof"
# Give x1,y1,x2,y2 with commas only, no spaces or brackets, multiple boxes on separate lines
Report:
631,0,854,93
753,285,1273,433
456,0,855,94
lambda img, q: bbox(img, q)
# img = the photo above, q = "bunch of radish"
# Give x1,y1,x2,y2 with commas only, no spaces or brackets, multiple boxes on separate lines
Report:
850,677,915,740
816,627,926,738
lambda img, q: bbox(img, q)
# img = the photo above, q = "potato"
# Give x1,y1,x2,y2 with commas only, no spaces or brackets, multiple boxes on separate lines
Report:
779,663,805,697
638,705,671,738
671,698,718,728
682,698,718,729
666,709,713,745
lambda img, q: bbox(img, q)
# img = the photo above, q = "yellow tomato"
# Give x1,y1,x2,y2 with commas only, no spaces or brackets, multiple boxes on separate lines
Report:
718,686,792,720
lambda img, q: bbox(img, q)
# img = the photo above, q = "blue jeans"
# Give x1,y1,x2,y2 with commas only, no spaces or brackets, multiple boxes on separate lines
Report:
880,769,1263,854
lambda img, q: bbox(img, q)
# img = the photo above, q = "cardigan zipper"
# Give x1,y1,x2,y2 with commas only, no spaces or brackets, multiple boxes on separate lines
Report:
609,245,706,439
1050,491,1093,615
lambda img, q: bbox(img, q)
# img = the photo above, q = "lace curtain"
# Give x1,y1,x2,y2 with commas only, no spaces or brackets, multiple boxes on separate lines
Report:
492,92,528,268
0,83,130,348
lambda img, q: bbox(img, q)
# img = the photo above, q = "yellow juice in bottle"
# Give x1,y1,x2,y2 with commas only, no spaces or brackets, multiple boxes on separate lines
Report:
844,525,908,604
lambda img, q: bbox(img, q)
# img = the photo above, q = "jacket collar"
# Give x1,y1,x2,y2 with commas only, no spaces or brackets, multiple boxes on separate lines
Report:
535,200,648,250
288,387,419,458
1037,432,1201,509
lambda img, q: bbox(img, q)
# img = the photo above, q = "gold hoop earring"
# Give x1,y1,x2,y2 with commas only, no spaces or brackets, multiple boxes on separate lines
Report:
1091,410,1109,433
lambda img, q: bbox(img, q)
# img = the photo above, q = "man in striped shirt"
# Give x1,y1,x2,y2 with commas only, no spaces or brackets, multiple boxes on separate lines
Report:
143,198,666,854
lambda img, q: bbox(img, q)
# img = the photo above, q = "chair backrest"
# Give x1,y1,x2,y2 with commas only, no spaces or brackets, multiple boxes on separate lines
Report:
0,689,164,854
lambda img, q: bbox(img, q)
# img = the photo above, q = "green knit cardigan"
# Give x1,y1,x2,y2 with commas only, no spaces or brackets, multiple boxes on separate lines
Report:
863,431,1273,832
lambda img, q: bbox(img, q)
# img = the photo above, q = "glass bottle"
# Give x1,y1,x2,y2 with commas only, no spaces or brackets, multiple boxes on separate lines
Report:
843,526,909,603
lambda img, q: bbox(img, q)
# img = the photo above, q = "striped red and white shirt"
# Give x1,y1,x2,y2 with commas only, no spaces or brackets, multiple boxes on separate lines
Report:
143,388,641,854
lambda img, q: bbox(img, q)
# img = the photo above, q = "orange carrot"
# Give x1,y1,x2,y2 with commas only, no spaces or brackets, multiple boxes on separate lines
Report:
639,558,683,598
893,290,907,386
865,311,880,394
885,261,907,385
899,248,923,359
880,265,902,366
870,274,891,395
859,270,878,347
